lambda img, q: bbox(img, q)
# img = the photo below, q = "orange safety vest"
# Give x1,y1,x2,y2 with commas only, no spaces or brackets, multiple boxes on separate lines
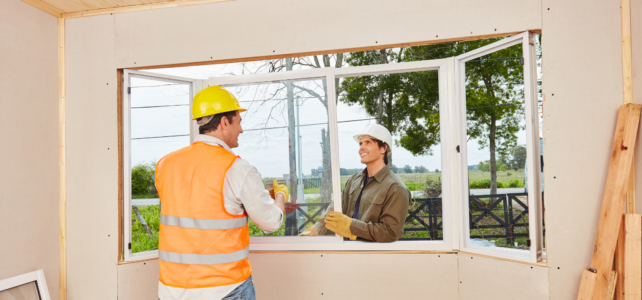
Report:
155,142,252,288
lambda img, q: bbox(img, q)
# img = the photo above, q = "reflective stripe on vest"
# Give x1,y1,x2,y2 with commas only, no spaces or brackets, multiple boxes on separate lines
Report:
160,214,248,230
159,246,249,265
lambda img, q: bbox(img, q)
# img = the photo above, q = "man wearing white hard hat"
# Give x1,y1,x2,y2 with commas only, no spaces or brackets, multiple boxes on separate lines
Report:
300,124,410,242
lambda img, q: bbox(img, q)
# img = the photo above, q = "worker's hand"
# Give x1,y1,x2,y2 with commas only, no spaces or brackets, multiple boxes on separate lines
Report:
324,211,357,240
269,180,289,202
299,226,319,236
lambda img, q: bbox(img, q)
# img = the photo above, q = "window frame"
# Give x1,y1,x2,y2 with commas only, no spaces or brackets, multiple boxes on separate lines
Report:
454,31,543,263
0,269,51,300
122,69,196,262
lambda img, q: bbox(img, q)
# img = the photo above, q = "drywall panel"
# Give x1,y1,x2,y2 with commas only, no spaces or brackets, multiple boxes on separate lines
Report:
118,261,159,300
65,15,119,300
0,0,59,299
541,1,624,299
633,0,642,213
458,254,549,300
114,0,542,68
249,252,458,300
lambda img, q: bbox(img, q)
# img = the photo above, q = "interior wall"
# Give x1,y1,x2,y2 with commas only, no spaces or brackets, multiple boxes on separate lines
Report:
0,0,59,298
541,1,626,300
633,0,642,210
65,15,119,300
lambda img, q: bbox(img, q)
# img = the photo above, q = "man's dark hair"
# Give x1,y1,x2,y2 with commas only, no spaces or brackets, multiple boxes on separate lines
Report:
372,138,389,165
197,110,237,134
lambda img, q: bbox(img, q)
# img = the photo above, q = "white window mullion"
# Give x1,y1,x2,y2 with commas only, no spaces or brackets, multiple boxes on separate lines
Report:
325,67,345,244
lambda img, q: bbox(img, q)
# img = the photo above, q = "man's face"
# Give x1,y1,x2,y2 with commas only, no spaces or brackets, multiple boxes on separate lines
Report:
358,136,386,165
225,111,243,148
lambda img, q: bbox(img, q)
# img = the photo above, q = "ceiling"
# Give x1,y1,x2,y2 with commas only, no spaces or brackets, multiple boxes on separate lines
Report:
22,0,231,18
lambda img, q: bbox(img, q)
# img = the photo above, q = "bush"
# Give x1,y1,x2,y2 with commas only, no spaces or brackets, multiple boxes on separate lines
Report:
132,161,156,196
469,179,507,189
508,179,524,188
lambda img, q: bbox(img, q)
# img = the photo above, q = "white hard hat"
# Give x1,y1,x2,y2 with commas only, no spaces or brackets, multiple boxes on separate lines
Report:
353,124,393,153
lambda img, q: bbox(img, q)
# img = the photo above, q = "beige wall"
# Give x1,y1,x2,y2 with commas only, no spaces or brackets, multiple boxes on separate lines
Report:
0,0,59,298
62,0,635,299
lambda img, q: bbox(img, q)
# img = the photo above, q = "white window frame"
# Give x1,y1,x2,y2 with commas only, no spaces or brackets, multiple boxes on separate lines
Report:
210,59,455,251
0,269,51,300
454,31,543,263
122,69,196,262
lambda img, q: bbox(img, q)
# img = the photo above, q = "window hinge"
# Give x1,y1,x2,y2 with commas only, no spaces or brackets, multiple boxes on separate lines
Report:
128,243,131,250
520,57,524,65
127,87,131,94
456,145,460,153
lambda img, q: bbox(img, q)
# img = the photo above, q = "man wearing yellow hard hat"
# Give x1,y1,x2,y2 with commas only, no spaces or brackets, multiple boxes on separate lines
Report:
300,124,410,242
155,86,288,300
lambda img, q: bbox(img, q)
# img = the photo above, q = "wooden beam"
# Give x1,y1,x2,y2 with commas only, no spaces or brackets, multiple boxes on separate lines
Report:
61,0,232,18
616,214,626,300
129,31,538,70
622,0,635,214
58,17,67,300
21,0,62,17
608,271,618,300
624,214,641,300
590,104,642,300
578,269,598,300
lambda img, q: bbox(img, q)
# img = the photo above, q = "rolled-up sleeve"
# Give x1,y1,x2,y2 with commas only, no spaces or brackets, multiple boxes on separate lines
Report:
235,166,284,233
349,184,410,242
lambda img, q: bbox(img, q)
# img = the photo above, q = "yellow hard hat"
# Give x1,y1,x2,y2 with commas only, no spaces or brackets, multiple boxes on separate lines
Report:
192,86,247,120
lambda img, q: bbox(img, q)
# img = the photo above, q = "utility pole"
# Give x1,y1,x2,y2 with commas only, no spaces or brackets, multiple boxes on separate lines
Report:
285,58,298,235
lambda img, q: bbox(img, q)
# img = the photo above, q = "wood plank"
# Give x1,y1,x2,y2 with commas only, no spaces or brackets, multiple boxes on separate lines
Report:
608,271,618,300
627,163,635,213
129,31,535,71
624,214,641,300
61,0,232,18
578,269,598,300
58,17,67,300
591,104,642,300
20,0,62,17
616,214,626,300
622,0,635,214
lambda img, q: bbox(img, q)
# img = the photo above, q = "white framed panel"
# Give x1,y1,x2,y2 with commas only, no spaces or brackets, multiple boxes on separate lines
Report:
454,31,542,263
0,270,51,300
122,69,196,262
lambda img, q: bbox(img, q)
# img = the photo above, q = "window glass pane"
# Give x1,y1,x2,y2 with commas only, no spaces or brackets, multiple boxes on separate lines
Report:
464,43,530,250
223,78,334,237
337,70,443,241
129,76,190,253
0,282,40,300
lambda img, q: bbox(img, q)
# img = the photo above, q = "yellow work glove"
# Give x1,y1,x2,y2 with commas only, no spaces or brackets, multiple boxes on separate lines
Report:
299,226,319,236
324,211,357,240
269,180,289,202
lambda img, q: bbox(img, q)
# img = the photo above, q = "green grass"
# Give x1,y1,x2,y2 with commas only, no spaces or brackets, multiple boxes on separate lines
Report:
131,205,160,253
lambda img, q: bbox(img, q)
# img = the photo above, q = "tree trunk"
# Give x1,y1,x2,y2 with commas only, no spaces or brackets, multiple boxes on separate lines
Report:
320,128,332,203
285,58,298,235
489,115,498,195
132,205,153,238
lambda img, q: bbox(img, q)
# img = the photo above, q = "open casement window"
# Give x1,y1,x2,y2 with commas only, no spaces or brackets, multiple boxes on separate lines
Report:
122,70,201,261
210,60,455,251
454,31,543,263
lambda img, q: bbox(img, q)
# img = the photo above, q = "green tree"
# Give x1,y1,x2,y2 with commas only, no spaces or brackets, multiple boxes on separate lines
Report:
509,145,527,170
131,161,156,197
403,165,413,173
414,165,427,173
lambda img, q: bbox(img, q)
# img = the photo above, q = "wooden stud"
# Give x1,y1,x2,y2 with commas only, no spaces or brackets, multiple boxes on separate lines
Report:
590,104,642,300
624,214,641,300
607,271,618,300
58,17,67,300
117,69,124,262
578,269,598,300
616,214,626,300
622,0,635,214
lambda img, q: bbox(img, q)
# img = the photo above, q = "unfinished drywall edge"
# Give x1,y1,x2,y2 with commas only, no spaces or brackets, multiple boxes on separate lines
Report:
459,253,549,300
117,69,124,262
114,0,542,69
541,0,625,299
58,17,66,300
65,14,119,300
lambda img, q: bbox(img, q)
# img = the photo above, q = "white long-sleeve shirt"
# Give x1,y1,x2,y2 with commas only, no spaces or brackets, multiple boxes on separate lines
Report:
159,134,284,300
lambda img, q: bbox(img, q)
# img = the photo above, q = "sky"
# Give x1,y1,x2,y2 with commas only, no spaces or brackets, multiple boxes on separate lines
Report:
129,54,537,179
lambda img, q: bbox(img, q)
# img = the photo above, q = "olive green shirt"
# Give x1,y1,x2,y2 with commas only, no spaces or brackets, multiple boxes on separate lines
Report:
313,165,410,242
